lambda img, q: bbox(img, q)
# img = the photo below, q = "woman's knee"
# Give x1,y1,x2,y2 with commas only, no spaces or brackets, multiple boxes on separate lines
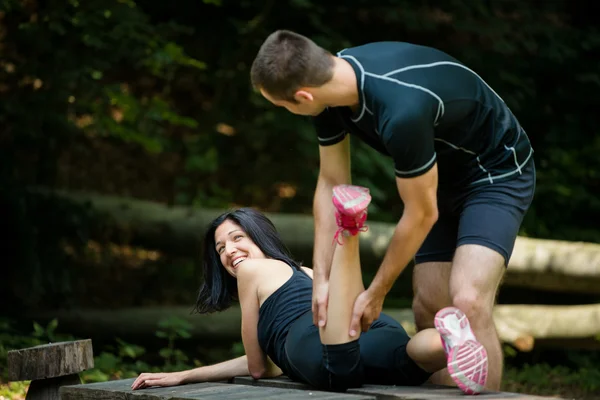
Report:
321,342,364,391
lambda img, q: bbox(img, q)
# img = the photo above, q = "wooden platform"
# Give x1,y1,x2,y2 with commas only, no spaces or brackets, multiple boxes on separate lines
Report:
59,376,559,400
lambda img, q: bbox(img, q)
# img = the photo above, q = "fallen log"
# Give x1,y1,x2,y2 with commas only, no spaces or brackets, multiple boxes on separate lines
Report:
27,304,600,353
26,188,600,294
492,303,600,351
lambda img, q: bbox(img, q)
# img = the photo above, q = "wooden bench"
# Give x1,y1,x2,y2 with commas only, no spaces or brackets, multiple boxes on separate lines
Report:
60,375,558,399
8,339,94,400
7,338,561,399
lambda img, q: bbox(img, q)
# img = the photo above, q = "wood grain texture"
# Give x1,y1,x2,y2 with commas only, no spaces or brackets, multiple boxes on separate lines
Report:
8,339,93,381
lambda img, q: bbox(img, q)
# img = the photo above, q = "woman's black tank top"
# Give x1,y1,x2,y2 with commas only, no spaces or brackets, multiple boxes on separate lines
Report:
257,261,312,372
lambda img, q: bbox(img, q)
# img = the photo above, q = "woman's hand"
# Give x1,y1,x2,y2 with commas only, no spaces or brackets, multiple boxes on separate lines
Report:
131,371,186,390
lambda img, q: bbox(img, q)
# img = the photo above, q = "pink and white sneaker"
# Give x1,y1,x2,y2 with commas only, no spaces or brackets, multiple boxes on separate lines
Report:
434,307,488,395
332,184,371,245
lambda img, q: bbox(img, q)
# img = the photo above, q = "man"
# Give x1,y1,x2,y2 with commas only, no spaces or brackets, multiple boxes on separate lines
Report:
250,30,535,390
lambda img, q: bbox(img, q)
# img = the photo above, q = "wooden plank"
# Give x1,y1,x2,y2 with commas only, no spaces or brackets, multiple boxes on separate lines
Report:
233,376,309,389
234,377,558,399
350,385,553,400
60,379,228,400
60,378,375,400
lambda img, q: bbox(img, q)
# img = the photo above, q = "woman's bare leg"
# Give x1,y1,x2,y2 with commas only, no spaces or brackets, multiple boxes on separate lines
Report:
319,234,365,344
407,328,446,373
319,185,370,345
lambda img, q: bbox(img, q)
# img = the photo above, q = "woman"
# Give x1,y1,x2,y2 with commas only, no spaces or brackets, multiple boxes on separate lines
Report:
132,185,488,394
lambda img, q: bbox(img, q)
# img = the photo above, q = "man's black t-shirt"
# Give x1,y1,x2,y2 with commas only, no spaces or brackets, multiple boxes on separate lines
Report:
313,42,533,188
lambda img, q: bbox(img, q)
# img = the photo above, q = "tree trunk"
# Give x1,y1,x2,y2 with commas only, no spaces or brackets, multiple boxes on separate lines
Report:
28,188,600,294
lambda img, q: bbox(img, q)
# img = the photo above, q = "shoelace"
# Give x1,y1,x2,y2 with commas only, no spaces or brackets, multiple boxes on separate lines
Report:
332,212,369,245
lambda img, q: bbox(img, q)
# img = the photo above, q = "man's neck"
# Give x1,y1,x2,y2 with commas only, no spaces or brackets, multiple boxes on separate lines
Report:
316,57,359,109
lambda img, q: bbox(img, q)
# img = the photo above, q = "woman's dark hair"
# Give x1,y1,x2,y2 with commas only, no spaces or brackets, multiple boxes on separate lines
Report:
194,207,301,314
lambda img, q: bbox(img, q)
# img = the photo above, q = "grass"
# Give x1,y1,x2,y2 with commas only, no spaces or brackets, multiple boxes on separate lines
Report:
502,364,600,400
0,381,28,400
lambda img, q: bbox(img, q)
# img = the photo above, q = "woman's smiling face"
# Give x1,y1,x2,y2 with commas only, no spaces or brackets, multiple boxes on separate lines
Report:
214,219,266,277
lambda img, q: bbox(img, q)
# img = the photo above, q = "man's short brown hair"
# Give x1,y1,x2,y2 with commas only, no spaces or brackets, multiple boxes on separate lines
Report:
251,30,335,102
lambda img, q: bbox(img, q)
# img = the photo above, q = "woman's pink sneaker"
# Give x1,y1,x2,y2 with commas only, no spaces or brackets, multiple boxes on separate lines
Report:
331,185,371,244
434,307,488,395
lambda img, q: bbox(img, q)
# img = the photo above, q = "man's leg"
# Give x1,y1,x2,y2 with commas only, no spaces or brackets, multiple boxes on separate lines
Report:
412,262,452,331
411,207,459,385
449,244,504,390
412,262,453,386
414,252,503,390
446,160,536,390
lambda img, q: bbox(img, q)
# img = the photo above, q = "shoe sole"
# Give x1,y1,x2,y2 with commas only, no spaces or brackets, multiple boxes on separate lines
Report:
333,185,371,215
434,307,488,395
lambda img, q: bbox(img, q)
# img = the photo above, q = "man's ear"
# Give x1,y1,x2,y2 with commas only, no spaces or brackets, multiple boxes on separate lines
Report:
294,89,314,103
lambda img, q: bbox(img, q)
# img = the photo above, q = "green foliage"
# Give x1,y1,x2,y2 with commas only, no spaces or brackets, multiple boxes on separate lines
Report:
0,0,209,307
0,381,29,399
0,316,199,387
155,316,193,370
1,0,598,226
81,316,198,381
81,338,151,382
230,341,245,358
32,318,59,343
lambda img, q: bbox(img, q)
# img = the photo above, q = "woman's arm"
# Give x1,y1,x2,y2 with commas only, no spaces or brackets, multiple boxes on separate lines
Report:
132,350,283,390
182,355,250,383
236,261,270,379
131,355,250,390
180,353,281,382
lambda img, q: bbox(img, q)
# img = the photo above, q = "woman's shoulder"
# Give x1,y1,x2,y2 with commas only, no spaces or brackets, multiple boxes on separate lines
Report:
300,266,314,279
236,258,291,277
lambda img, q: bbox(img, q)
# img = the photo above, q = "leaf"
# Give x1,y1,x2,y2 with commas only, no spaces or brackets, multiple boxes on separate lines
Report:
176,329,191,339
32,322,44,337
155,331,168,339
47,319,58,336
159,348,173,358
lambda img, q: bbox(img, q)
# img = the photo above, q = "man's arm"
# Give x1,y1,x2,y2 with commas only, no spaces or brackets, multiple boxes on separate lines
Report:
312,135,351,326
348,163,438,335
369,163,438,299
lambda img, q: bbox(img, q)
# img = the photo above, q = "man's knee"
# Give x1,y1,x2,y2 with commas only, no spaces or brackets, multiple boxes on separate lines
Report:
451,289,494,330
450,245,505,329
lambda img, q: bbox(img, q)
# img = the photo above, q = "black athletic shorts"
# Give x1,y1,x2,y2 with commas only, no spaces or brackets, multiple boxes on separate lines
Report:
415,159,536,265
282,311,432,392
